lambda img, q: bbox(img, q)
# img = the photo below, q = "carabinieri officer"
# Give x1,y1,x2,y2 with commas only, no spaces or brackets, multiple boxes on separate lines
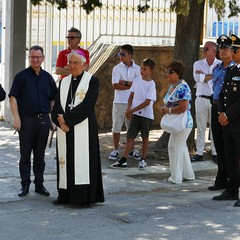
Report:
212,34,240,207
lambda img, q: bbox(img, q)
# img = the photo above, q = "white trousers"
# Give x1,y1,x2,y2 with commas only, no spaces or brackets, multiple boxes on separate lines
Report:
195,96,216,155
168,128,195,184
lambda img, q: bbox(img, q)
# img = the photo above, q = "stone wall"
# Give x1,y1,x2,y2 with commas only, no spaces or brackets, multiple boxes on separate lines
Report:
94,46,174,129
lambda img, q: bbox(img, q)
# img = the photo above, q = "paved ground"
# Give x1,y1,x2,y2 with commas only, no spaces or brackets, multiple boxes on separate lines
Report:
0,121,239,240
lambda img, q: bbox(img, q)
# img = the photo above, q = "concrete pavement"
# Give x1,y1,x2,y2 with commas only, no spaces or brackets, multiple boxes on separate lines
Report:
2,121,240,240
0,120,218,199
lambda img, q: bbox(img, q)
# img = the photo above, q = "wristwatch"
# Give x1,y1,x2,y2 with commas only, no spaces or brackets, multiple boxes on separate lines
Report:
124,81,128,86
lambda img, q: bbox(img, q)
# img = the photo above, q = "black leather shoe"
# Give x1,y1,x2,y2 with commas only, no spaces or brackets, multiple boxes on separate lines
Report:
53,199,69,205
234,199,240,207
212,191,239,200
212,155,218,164
18,184,30,197
191,154,203,162
35,185,50,196
208,184,226,191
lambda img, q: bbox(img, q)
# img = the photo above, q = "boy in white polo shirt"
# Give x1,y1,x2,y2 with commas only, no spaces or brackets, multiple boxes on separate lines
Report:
110,58,156,170
109,44,141,161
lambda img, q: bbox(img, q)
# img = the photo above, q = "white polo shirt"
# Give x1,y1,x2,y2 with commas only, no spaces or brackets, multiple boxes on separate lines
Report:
112,60,141,104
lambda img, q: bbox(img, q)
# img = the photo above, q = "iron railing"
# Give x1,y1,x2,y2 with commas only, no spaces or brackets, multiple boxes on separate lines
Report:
26,0,240,75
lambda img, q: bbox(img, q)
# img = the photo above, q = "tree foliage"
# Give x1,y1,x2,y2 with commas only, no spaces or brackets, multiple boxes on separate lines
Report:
30,0,102,12
31,0,240,18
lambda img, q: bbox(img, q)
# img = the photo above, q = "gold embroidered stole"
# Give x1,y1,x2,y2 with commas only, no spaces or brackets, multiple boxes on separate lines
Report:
57,72,92,189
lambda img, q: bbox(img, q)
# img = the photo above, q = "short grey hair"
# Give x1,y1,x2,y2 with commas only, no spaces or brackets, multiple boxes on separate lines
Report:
67,50,86,64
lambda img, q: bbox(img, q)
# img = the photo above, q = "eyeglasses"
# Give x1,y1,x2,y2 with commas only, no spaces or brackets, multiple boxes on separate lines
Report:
203,47,209,52
28,56,43,60
66,36,80,40
118,52,127,57
167,70,175,74
231,47,239,54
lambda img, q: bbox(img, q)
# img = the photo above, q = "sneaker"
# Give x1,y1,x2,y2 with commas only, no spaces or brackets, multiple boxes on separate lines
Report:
110,161,128,170
128,150,141,161
109,150,119,161
138,159,147,170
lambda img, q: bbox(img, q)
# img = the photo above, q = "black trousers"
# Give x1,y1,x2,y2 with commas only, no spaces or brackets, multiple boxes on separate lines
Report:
222,131,240,195
211,104,228,186
19,114,50,186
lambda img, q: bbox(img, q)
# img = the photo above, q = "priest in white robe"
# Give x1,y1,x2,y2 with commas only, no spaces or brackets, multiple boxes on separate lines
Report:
51,50,104,206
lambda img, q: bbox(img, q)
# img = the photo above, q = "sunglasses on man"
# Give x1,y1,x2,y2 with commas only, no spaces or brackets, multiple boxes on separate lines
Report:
118,52,127,57
203,47,210,52
66,36,80,40
231,46,240,54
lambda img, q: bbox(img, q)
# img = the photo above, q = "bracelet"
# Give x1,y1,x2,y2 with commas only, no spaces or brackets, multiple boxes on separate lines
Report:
168,108,172,114
124,81,128,86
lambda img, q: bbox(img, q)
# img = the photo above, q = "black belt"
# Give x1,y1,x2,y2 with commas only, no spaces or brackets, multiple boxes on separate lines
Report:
197,95,211,100
29,113,48,119
212,100,219,105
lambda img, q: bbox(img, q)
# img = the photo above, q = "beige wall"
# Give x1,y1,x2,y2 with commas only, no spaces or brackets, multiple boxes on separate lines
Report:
94,46,175,129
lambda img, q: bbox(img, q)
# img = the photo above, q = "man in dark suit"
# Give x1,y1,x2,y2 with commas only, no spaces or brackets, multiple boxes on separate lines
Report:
212,34,240,207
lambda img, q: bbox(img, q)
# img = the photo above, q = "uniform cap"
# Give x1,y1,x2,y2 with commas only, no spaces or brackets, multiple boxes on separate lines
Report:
217,35,232,48
231,34,240,47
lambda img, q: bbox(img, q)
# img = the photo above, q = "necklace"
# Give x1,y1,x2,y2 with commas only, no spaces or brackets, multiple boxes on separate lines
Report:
68,77,78,110
171,79,182,89
169,79,182,94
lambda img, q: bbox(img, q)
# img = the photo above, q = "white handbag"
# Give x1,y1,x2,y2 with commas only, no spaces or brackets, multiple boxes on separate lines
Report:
160,82,187,133
160,111,187,133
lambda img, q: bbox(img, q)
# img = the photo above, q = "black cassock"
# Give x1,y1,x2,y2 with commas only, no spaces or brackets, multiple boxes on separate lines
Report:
51,72,104,205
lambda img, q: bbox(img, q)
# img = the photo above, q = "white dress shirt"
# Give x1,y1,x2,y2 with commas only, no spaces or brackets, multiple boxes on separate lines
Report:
193,58,222,96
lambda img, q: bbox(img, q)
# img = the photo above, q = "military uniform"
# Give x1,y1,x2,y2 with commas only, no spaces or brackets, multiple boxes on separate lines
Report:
210,35,234,190
219,64,240,195
213,34,240,206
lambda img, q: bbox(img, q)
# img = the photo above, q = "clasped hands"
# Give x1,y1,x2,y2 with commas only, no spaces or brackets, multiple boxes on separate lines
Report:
218,112,229,126
57,114,69,133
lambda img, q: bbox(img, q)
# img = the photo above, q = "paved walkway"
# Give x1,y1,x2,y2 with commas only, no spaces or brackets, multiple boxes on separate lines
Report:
3,121,240,240
0,120,217,200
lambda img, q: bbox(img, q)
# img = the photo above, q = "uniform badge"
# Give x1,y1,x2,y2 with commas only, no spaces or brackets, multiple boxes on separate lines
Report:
232,76,240,81
220,35,227,42
232,35,237,44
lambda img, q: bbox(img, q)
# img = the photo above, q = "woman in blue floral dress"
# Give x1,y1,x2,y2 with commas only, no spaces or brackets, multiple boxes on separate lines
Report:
160,61,195,184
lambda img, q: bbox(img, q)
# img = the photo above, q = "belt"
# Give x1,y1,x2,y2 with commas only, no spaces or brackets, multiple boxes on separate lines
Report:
212,99,219,105
36,113,48,119
197,95,211,100
29,113,48,119
23,113,48,119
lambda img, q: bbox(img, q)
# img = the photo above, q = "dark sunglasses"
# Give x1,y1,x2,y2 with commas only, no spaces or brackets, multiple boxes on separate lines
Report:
231,46,240,54
118,52,127,57
167,70,175,74
203,47,209,52
66,36,79,40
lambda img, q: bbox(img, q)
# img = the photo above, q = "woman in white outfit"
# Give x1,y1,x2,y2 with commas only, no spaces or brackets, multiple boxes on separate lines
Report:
160,61,195,184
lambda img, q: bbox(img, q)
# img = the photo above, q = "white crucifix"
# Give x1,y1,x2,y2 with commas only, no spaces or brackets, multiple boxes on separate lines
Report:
68,101,74,110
